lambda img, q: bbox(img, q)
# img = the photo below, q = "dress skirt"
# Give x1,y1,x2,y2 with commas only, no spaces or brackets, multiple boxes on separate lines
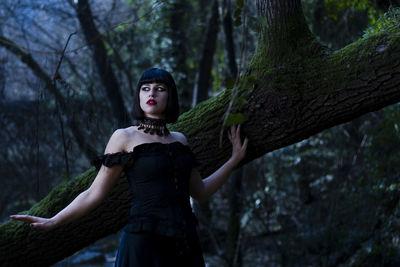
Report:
114,231,205,267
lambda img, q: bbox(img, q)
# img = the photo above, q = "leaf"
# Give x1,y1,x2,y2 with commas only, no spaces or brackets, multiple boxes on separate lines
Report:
226,113,245,126
234,97,248,106
116,24,126,31
225,77,236,89
247,75,257,84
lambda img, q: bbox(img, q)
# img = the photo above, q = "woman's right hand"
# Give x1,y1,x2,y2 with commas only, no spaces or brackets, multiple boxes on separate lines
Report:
10,215,57,230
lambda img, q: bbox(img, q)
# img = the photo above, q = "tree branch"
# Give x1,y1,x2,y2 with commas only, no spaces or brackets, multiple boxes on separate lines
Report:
0,35,98,160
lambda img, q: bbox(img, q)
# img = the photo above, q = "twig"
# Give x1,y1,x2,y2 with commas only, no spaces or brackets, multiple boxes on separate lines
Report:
53,32,77,180
0,1,165,55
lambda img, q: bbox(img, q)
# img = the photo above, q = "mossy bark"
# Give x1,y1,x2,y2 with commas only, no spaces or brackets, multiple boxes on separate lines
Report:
1,0,400,265
0,169,131,266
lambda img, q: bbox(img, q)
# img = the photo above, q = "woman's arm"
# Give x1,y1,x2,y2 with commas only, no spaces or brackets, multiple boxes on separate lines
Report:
189,125,248,201
10,129,128,230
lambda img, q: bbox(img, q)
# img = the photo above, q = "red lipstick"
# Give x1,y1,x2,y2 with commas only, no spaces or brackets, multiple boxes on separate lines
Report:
147,99,157,105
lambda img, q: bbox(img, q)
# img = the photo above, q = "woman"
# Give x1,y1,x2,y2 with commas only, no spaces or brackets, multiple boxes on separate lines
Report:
10,68,248,266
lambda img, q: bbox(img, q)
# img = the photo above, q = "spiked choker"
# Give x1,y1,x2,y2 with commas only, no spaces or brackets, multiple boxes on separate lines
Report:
137,117,170,136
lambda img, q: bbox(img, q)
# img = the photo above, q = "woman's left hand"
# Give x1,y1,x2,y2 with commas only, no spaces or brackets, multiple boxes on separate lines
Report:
227,124,248,165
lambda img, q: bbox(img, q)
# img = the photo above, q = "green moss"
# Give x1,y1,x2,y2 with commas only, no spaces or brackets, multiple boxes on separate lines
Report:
0,169,105,266
246,11,400,98
0,168,97,248
246,21,325,96
313,9,400,95
169,6,400,140
3,168,96,225
169,84,254,142
364,8,400,37
249,14,323,70
243,6,400,99
318,29,399,94
170,89,232,137
28,168,97,217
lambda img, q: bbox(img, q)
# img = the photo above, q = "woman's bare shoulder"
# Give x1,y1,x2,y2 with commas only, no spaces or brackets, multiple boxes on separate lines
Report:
170,131,189,146
111,127,137,140
105,127,139,153
118,126,140,137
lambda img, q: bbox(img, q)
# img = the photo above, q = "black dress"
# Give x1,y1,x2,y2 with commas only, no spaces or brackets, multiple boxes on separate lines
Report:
92,142,205,267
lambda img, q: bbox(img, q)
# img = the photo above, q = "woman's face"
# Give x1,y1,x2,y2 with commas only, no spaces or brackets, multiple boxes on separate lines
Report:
139,82,168,119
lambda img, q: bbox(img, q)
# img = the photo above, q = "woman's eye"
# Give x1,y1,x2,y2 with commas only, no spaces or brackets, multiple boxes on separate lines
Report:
141,87,149,91
157,87,166,91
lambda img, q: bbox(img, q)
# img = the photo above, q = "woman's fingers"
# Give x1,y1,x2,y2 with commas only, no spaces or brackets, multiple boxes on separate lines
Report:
228,125,243,144
242,137,249,151
236,124,241,138
10,214,52,229
227,124,248,162
228,125,239,140
30,222,47,229
10,214,38,222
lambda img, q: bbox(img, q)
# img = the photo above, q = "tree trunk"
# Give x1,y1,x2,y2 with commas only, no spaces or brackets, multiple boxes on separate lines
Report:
168,0,193,111
75,0,131,128
1,0,400,265
192,0,220,106
254,0,323,66
223,0,238,79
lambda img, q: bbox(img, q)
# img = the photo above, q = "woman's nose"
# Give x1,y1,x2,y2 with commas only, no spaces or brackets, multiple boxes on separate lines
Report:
149,88,155,96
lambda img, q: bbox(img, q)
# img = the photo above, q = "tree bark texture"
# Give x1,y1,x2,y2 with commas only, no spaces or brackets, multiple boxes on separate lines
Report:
75,0,131,128
255,0,322,66
1,0,400,265
182,30,400,178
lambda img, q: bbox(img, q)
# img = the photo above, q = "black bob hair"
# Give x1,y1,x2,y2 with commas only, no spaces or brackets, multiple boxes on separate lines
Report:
131,68,179,123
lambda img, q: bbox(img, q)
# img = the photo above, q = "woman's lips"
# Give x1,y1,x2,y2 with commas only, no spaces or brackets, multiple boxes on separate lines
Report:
147,99,157,105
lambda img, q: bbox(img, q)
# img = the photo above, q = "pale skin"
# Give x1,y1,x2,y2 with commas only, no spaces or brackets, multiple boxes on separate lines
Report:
10,82,248,230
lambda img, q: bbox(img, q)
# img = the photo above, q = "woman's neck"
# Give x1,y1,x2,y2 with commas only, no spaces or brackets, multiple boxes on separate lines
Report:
137,117,170,137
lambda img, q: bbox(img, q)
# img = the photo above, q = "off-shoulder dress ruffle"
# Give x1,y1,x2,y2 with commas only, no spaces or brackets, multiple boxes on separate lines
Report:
91,151,135,170
91,141,199,170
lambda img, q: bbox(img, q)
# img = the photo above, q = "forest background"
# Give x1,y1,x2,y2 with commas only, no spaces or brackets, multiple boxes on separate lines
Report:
1,0,400,266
